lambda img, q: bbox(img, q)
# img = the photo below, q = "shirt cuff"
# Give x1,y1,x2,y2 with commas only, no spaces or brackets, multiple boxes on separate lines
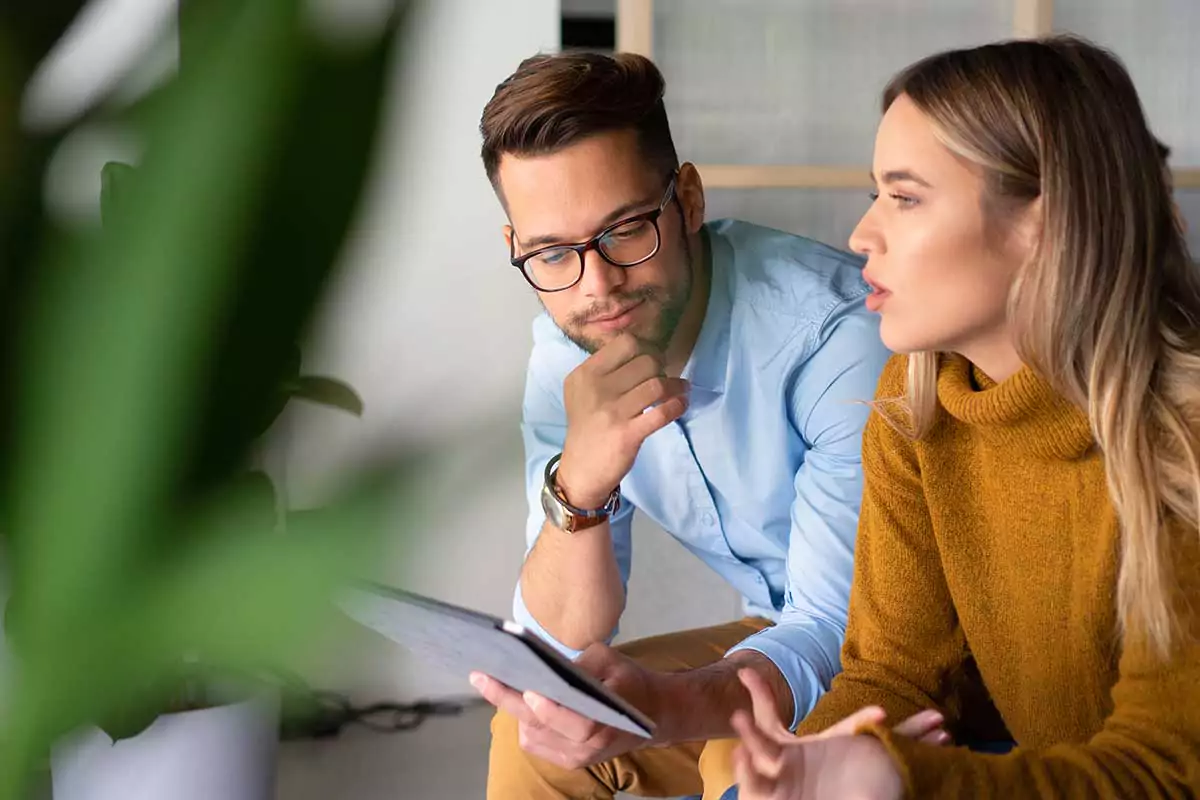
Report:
726,629,834,730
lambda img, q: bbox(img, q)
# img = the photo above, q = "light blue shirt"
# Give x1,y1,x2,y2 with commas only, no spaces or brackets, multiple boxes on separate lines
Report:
516,219,891,726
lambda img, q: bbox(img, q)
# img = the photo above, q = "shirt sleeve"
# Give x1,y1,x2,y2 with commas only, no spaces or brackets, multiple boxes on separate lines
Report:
795,355,969,735
511,319,636,659
728,306,892,728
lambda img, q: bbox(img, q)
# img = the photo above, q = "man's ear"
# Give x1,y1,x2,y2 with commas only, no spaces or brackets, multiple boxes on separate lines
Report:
676,162,706,235
503,224,514,253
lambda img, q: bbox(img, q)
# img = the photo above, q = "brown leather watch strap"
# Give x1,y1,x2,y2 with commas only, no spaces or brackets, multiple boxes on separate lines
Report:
543,453,620,532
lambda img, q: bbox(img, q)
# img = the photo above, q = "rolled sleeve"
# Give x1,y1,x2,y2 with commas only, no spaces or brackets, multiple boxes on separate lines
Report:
727,610,846,728
730,305,889,727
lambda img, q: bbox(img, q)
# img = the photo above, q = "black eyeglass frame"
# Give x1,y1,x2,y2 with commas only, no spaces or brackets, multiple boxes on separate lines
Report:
509,173,680,292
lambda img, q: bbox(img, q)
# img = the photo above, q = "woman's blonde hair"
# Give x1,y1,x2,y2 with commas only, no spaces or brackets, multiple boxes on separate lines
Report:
884,36,1200,658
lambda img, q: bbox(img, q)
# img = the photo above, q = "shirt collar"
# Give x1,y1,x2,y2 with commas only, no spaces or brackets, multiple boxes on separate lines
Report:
679,224,732,395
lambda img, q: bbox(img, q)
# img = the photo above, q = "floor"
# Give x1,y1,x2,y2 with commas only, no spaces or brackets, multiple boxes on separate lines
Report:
275,702,494,800
274,703,674,800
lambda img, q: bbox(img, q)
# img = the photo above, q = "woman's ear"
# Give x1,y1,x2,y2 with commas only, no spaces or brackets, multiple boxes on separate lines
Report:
1012,195,1044,264
675,162,706,235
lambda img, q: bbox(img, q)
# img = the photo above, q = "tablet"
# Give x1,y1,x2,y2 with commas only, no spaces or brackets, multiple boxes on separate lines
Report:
336,583,656,738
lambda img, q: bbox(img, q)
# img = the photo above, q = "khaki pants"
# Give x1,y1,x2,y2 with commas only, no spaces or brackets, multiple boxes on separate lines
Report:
486,617,771,800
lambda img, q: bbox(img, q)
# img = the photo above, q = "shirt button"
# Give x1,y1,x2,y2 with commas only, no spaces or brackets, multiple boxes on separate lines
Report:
702,512,715,526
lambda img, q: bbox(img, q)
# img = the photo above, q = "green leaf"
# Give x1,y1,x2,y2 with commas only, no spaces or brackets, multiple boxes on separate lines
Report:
0,0,407,795
287,375,364,416
99,161,137,228
7,460,405,758
177,15,397,493
11,0,307,637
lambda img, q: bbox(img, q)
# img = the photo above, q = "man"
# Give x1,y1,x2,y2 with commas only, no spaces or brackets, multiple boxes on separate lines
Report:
471,51,892,799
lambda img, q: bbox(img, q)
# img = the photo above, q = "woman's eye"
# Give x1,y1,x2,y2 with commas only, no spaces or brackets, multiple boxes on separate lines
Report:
868,191,919,208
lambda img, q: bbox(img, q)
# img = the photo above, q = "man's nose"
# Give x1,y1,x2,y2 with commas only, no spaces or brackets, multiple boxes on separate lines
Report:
576,248,627,296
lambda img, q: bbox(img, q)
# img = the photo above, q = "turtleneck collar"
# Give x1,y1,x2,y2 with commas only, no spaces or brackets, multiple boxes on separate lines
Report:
936,354,1096,461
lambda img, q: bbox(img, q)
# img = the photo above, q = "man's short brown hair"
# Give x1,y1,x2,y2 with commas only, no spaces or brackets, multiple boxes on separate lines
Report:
480,52,679,189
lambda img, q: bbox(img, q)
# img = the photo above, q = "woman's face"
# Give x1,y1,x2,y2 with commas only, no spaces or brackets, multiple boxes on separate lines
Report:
850,94,1037,369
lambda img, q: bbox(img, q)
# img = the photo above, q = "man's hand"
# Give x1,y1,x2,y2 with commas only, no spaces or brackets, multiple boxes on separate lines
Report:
469,643,661,770
556,333,689,508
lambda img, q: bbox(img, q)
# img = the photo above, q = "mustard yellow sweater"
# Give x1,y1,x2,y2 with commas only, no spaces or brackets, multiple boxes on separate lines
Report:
796,354,1200,797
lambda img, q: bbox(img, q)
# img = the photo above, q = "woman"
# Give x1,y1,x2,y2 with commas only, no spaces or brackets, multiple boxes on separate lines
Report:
730,36,1200,799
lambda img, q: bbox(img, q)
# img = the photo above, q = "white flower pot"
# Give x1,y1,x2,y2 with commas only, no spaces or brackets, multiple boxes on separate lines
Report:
50,692,279,800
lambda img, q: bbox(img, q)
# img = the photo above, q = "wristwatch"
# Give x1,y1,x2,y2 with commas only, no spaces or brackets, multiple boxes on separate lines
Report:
540,453,621,533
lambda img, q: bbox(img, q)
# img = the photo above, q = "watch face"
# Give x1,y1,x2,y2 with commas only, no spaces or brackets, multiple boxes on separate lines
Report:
541,483,568,530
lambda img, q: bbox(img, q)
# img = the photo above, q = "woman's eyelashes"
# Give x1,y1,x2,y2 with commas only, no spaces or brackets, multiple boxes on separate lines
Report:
868,191,920,209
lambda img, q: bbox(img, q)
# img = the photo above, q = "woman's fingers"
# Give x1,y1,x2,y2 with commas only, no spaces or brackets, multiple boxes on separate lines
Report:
738,668,794,743
811,705,888,740
892,709,945,741
918,729,952,746
731,709,785,779
733,744,780,800
802,705,951,746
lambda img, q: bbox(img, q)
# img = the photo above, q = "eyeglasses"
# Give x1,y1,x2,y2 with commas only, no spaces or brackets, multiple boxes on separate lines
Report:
510,174,678,293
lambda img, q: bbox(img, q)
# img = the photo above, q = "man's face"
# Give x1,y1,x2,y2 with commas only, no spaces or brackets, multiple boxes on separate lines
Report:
498,130,694,354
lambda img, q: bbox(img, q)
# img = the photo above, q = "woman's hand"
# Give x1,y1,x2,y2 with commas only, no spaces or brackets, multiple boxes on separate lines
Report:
730,669,947,799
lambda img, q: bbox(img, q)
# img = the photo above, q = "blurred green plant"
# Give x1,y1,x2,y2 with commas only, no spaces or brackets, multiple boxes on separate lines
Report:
0,0,411,795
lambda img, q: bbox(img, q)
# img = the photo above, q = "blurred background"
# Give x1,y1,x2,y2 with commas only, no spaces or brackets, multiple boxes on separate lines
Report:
3,0,1198,798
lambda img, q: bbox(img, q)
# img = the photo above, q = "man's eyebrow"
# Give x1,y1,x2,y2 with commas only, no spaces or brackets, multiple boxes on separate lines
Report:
520,196,659,249
868,169,933,188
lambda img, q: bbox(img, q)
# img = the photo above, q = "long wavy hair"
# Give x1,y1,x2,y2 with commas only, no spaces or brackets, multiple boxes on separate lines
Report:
883,36,1200,658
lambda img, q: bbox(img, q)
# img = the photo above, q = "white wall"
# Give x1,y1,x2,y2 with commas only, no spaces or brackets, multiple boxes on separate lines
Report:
275,0,556,699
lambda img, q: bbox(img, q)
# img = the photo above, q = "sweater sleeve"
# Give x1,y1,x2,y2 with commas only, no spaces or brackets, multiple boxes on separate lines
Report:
796,356,970,735
863,515,1200,798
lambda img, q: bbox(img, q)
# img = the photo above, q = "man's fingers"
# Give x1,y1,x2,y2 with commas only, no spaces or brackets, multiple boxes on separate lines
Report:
628,393,688,440
892,709,945,741
738,668,793,743
616,376,690,420
812,705,887,740
469,673,540,727
607,351,666,395
523,691,601,744
515,729,574,768
588,332,655,375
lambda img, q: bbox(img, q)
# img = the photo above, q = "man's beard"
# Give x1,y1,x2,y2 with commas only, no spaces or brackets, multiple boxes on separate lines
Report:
557,235,694,355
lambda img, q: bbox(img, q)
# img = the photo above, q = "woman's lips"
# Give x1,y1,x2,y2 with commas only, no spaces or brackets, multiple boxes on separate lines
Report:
865,287,891,312
863,274,890,312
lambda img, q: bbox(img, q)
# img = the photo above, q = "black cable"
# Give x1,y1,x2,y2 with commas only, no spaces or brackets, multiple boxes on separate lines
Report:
272,669,488,740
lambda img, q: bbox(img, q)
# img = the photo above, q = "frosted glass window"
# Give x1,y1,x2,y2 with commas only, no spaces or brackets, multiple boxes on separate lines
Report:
705,188,871,251
654,0,1012,165
1054,1,1200,165
707,190,1199,267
